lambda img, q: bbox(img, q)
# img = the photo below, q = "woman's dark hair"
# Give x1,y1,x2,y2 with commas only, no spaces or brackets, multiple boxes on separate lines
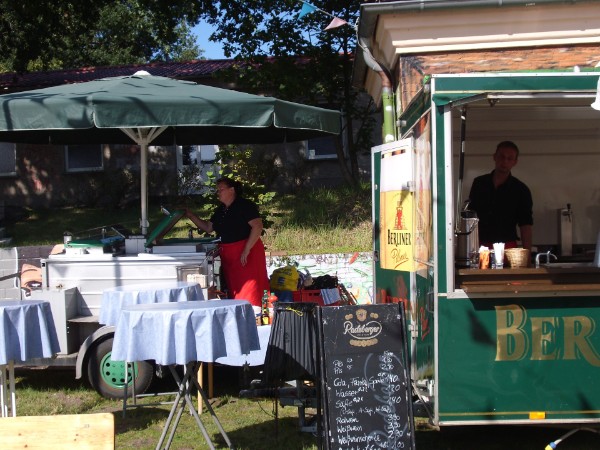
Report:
217,177,244,197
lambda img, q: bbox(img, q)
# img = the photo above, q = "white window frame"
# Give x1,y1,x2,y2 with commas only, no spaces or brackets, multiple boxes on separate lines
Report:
176,145,219,195
0,142,16,176
305,135,339,160
176,144,218,167
65,144,104,172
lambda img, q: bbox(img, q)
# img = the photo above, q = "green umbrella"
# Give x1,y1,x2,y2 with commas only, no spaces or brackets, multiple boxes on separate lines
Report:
0,71,341,233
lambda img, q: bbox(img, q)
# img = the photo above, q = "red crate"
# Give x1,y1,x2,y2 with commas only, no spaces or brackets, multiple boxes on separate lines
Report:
292,290,340,307
292,289,324,305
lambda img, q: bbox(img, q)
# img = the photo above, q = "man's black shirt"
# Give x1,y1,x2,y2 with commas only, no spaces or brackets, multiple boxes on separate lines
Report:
468,171,533,244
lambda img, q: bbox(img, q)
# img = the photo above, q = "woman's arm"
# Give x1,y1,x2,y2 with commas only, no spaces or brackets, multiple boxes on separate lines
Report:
184,209,214,233
240,218,263,266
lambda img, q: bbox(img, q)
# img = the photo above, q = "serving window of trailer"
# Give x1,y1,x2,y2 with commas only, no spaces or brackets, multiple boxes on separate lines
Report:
445,92,600,293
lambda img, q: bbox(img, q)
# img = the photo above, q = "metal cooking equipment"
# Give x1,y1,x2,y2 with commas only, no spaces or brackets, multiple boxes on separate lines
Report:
456,209,479,268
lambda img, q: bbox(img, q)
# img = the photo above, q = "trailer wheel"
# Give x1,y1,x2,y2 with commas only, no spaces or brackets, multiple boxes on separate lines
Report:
87,337,154,399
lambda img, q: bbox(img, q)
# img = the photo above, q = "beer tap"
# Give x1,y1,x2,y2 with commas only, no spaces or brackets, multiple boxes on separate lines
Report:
562,203,572,222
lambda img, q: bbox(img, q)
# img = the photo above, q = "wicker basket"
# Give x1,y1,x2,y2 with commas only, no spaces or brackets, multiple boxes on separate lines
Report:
505,248,530,268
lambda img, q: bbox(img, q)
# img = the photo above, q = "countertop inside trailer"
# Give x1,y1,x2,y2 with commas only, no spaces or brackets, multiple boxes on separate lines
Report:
456,264,600,292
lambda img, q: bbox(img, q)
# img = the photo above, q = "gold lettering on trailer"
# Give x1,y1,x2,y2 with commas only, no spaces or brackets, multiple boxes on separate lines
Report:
530,317,558,360
495,305,600,366
495,305,528,361
563,316,600,367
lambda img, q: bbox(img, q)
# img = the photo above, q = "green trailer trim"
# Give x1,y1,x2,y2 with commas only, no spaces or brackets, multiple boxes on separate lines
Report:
66,239,106,248
440,409,600,418
399,87,431,135
433,105,449,293
431,72,600,106
437,295,600,423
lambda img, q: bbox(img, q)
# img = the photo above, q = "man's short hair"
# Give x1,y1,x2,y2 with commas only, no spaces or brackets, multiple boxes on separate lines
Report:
495,141,519,157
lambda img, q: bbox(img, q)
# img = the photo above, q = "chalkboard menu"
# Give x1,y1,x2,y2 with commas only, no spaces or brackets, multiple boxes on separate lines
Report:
318,304,415,450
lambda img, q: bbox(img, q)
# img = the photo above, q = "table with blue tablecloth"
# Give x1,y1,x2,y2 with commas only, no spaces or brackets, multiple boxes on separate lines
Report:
216,324,271,367
111,299,259,450
0,300,60,417
99,280,204,326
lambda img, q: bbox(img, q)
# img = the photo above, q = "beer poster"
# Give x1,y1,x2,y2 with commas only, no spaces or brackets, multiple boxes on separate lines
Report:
380,141,415,271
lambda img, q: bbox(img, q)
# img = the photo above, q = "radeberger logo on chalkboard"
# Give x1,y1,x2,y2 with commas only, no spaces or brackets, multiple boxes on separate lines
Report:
344,309,382,347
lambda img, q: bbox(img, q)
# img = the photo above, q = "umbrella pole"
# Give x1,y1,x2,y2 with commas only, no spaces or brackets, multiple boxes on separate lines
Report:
140,142,149,235
121,127,168,236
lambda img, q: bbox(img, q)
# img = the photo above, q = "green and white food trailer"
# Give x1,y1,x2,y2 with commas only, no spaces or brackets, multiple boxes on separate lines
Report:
372,72,600,426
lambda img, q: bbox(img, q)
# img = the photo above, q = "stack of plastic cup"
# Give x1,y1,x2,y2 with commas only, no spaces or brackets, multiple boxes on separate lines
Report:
493,242,505,269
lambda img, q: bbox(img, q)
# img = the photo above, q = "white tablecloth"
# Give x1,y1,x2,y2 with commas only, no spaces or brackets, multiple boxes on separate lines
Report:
111,300,259,366
0,300,60,365
99,281,204,326
216,324,271,367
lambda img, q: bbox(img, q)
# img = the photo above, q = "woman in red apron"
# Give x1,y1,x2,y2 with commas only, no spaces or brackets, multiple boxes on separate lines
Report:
188,177,269,311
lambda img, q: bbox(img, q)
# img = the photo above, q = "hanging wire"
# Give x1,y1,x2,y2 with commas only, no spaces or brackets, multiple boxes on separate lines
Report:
545,427,600,449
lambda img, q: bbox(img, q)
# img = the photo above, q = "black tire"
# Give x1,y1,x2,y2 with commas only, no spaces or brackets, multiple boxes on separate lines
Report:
87,337,154,399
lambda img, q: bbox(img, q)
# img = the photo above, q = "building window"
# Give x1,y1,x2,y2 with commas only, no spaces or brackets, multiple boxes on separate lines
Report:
65,144,103,172
176,145,219,195
0,142,16,176
306,136,338,160
179,145,218,166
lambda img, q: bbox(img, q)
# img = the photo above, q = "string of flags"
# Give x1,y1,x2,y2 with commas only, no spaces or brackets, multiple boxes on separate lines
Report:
297,0,354,31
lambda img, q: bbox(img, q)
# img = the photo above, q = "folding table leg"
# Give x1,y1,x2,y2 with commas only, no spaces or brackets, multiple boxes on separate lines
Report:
156,368,188,450
197,364,203,413
190,364,232,449
156,363,218,450
0,364,7,417
1,362,16,417
122,362,128,418
8,361,15,417
164,392,192,450
122,361,137,418
164,365,206,449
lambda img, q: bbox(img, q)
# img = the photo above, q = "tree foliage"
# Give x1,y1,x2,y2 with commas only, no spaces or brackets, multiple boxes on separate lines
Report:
178,145,276,230
0,1,378,185
0,0,204,73
201,0,377,185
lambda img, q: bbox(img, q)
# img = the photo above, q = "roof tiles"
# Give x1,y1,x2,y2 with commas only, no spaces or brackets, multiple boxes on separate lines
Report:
0,59,240,93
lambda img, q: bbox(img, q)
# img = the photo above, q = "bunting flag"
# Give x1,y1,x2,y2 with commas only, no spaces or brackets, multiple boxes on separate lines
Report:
324,17,348,31
296,0,353,31
298,1,318,19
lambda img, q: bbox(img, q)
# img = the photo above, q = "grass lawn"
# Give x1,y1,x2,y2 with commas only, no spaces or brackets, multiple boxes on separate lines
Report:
3,185,372,254
15,366,320,450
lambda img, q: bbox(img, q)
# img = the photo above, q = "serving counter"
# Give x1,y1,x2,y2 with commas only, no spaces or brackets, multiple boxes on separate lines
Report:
457,264,600,293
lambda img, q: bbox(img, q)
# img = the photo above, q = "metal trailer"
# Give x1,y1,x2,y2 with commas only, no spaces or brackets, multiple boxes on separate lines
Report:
372,72,600,426
26,210,220,398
